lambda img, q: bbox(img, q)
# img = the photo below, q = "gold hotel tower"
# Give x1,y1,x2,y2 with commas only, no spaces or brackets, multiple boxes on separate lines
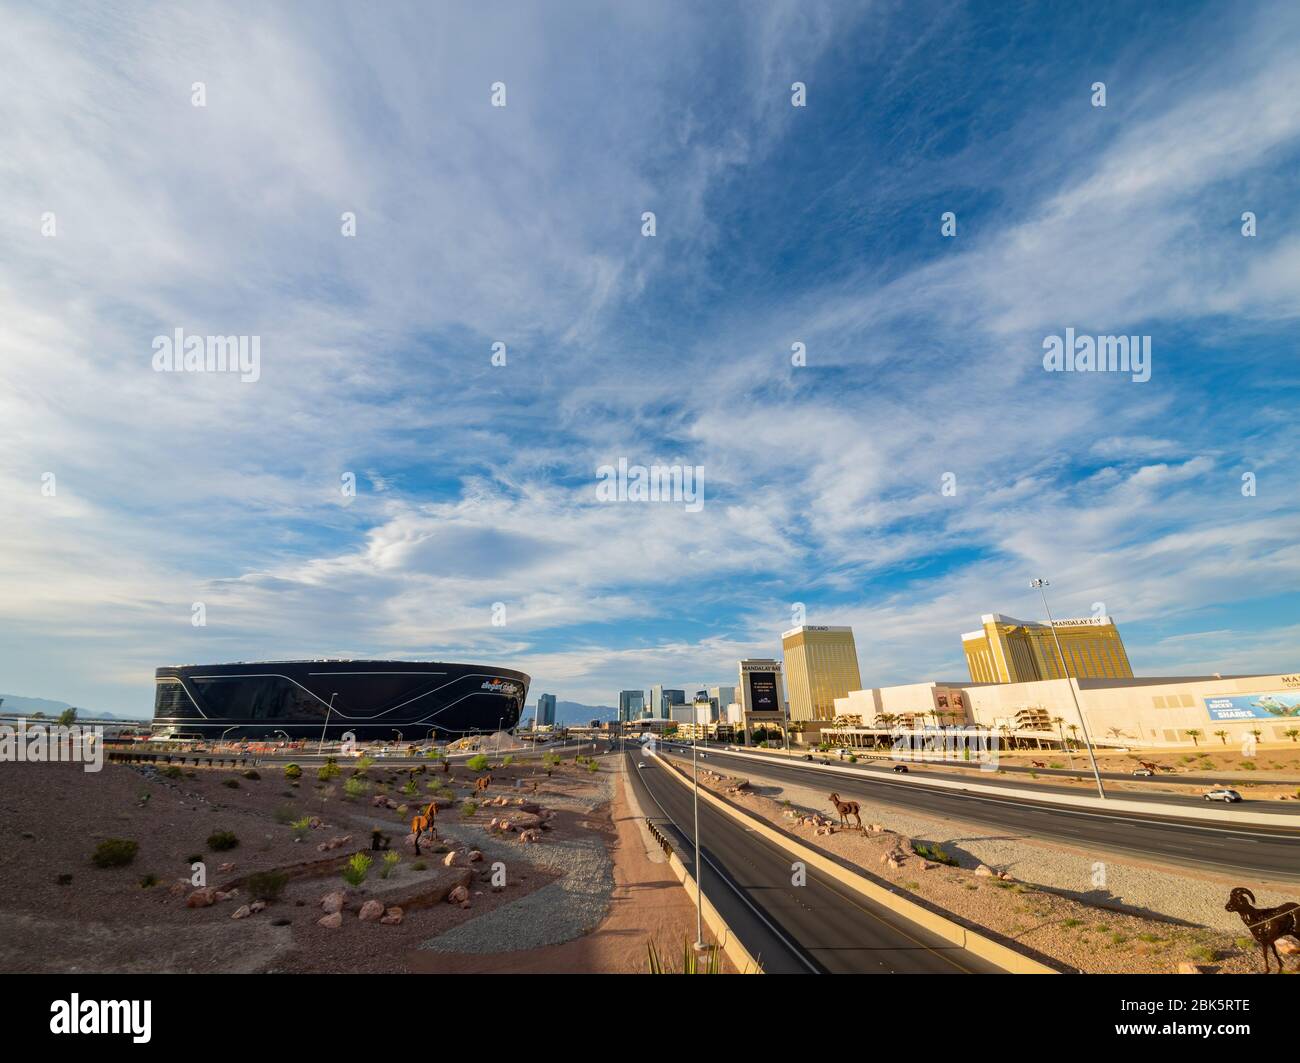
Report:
961,613,1133,684
782,625,863,722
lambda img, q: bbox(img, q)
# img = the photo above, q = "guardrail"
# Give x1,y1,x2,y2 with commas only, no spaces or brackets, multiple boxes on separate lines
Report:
108,751,260,769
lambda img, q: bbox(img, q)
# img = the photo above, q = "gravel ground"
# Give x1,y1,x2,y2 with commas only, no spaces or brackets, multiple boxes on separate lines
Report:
418,773,615,954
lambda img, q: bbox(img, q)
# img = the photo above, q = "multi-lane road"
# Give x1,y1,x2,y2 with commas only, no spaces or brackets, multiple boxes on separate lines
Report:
655,744,1300,882
624,749,1006,973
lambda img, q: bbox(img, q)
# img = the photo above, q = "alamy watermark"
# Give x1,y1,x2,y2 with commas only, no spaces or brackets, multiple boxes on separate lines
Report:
152,328,261,382
596,458,704,512
1042,328,1150,383
890,728,1000,771
0,718,104,772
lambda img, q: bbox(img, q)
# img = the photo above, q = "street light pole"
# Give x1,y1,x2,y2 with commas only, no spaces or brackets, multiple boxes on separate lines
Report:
1032,579,1106,799
692,734,704,952
316,692,338,755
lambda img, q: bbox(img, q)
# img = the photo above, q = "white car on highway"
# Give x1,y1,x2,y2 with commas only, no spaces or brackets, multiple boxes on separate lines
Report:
1203,787,1243,803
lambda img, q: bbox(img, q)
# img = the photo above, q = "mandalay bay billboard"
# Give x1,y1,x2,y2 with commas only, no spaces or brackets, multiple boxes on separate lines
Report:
1204,690,1300,722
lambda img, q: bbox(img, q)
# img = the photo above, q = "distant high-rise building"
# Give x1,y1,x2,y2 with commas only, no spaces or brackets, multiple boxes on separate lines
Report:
961,614,1133,684
535,693,557,728
649,684,685,719
707,685,736,721
782,626,863,723
618,689,646,723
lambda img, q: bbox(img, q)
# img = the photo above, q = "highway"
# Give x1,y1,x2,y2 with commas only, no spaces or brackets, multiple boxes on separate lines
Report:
709,746,1300,815
658,745,1300,883
624,750,1005,973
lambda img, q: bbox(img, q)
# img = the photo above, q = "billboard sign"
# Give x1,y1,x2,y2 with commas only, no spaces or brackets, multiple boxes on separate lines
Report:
1204,691,1300,722
747,671,780,714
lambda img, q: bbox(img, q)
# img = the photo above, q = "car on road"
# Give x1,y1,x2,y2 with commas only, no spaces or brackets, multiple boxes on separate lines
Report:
892,764,909,774
1132,767,1155,777
802,753,813,761
1204,787,1243,803
636,763,646,770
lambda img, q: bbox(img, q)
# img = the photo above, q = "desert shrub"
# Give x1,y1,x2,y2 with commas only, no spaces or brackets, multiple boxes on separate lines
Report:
356,755,375,770
462,799,478,817
342,852,372,887
246,870,289,902
56,873,73,886
587,759,598,773
912,843,957,866
318,762,341,782
273,805,297,824
242,769,260,780
207,830,239,852
379,851,401,879
466,754,489,772
502,755,513,767
283,763,302,780
343,777,368,799
161,765,183,779
92,838,138,868
185,853,203,865
139,873,159,888
412,860,427,871
222,779,240,789
402,779,418,796
290,816,311,840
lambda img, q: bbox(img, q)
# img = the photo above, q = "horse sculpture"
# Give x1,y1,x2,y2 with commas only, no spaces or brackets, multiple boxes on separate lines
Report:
475,774,493,794
1030,760,1047,768
409,801,438,855
1224,887,1300,973
828,792,862,831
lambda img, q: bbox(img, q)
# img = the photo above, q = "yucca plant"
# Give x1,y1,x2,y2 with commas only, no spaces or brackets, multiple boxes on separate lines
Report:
646,939,722,974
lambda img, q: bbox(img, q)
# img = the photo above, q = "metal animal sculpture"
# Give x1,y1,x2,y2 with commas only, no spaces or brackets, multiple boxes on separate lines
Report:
409,801,438,855
1224,887,1300,973
475,774,493,794
828,792,862,831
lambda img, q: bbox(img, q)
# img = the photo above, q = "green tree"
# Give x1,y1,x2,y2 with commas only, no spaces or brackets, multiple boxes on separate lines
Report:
58,707,78,727
1213,730,1228,745
1185,729,1202,747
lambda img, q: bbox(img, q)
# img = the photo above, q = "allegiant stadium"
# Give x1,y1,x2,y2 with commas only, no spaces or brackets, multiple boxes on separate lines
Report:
152,660,529,741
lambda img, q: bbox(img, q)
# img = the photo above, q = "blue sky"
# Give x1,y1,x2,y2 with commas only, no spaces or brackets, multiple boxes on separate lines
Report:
1,1,1297,716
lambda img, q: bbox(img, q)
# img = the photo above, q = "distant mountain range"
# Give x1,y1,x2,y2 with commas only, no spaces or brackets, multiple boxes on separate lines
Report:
525,700,618,726
0,694,147,721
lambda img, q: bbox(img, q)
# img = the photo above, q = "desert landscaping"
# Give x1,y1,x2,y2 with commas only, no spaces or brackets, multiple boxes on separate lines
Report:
0,749,717,973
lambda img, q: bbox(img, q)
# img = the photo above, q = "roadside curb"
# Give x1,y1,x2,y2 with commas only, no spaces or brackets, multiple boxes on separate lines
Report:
653,752,1062,974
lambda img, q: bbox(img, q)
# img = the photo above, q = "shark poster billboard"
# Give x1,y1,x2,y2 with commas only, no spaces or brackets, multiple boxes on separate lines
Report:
1203,691,1300,722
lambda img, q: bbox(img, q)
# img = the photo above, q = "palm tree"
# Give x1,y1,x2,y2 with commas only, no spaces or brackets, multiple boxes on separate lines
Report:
1066,723,1079,750
1185,729,1202,747
1214,729,1228,745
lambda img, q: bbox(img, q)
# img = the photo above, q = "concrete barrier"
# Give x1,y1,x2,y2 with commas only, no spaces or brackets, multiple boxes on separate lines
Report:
704,746,1300,829
654,752,1060,974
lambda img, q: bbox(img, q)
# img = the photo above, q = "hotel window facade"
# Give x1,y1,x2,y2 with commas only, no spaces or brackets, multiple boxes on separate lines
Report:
961,613,1133,684
782,626,864,722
